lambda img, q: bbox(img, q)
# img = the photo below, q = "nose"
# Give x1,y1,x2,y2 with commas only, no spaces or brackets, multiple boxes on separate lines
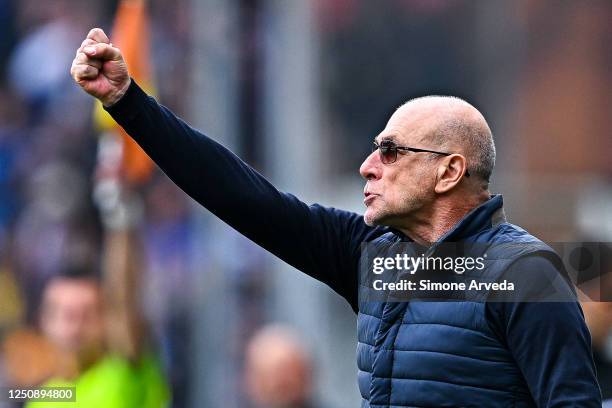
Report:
359,150,382,180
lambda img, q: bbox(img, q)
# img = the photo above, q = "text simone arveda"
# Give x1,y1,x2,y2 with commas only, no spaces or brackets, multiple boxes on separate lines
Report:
371,254,515,292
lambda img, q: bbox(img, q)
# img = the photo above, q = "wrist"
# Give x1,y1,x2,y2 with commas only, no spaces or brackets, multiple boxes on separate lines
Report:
103,78,132,108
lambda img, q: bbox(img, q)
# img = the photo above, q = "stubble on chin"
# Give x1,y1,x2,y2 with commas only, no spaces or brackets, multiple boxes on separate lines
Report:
364,207,386,227
363,207,374,226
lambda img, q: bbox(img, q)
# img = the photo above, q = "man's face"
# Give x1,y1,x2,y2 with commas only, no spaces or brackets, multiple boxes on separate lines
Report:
39,278,104,356
359,107,439,228
245,336,311,407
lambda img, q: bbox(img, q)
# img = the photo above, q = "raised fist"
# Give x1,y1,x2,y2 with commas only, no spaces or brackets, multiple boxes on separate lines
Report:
70,28,130,107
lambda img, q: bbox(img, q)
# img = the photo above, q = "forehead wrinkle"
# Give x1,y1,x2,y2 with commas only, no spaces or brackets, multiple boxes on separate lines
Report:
385,109,441,146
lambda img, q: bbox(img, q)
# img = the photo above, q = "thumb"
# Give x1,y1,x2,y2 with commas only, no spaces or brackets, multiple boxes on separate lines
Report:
83,43,122,61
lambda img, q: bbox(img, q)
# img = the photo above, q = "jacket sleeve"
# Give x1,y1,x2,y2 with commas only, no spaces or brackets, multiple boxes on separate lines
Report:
104,80,372,309
486,255,602,407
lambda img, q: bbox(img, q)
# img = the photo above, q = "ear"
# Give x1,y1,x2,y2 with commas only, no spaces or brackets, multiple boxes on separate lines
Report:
434,154,468,194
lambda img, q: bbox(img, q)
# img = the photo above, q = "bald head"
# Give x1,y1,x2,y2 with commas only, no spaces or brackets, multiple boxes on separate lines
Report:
395,96,496,185
245,325,312,407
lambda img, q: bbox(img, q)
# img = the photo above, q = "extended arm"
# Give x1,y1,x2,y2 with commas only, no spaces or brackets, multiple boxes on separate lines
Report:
102,226,145,360
71,28,373,309
107,80,370,306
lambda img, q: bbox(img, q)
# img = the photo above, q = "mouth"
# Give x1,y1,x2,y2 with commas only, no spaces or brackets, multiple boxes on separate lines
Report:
364,192,378,206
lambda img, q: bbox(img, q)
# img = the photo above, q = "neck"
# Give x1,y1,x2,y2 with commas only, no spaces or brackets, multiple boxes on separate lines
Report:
399,191,490,245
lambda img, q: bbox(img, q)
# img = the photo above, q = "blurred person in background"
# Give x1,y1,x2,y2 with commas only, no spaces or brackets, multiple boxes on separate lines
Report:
0,1,189,406
245,325,321,408
3,0,102,324
2,192,170,408
71,27,601,407
12,160,99,322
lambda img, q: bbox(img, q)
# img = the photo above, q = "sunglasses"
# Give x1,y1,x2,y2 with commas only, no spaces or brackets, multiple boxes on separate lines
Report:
372,140,470,177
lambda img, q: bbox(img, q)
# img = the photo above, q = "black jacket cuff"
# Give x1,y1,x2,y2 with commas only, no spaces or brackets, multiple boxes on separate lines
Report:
103,78,148,122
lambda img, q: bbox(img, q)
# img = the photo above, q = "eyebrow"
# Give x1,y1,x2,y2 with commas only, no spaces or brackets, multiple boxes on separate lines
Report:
375,134,398,144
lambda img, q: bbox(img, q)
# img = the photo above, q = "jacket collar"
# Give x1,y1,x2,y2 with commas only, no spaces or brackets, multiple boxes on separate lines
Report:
438,194,506,242
387,194,506,244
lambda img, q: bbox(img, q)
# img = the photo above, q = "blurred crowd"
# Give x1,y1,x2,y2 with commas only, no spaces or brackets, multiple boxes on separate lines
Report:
0,0,265,407
0,0,611,407
0,0,318,405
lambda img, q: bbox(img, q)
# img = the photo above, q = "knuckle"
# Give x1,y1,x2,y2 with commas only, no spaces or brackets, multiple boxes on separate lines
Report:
77,39,97,56
77,52,99,67
112,46,123,58
81,38,96,48
78,65,92,76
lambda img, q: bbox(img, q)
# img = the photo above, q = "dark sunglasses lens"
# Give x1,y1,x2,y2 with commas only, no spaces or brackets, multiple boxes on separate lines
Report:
379,142,396,164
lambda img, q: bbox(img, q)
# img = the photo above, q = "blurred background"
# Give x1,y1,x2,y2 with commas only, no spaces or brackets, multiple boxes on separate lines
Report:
0,0,610,407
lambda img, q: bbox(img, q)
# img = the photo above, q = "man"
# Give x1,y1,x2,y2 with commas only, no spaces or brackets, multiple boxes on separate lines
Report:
245,325,319,408
71,28,601,406
21,267,170,408
3,197,170,407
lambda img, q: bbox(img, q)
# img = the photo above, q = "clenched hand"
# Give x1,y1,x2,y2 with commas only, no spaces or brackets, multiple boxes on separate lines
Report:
70,28,131,107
